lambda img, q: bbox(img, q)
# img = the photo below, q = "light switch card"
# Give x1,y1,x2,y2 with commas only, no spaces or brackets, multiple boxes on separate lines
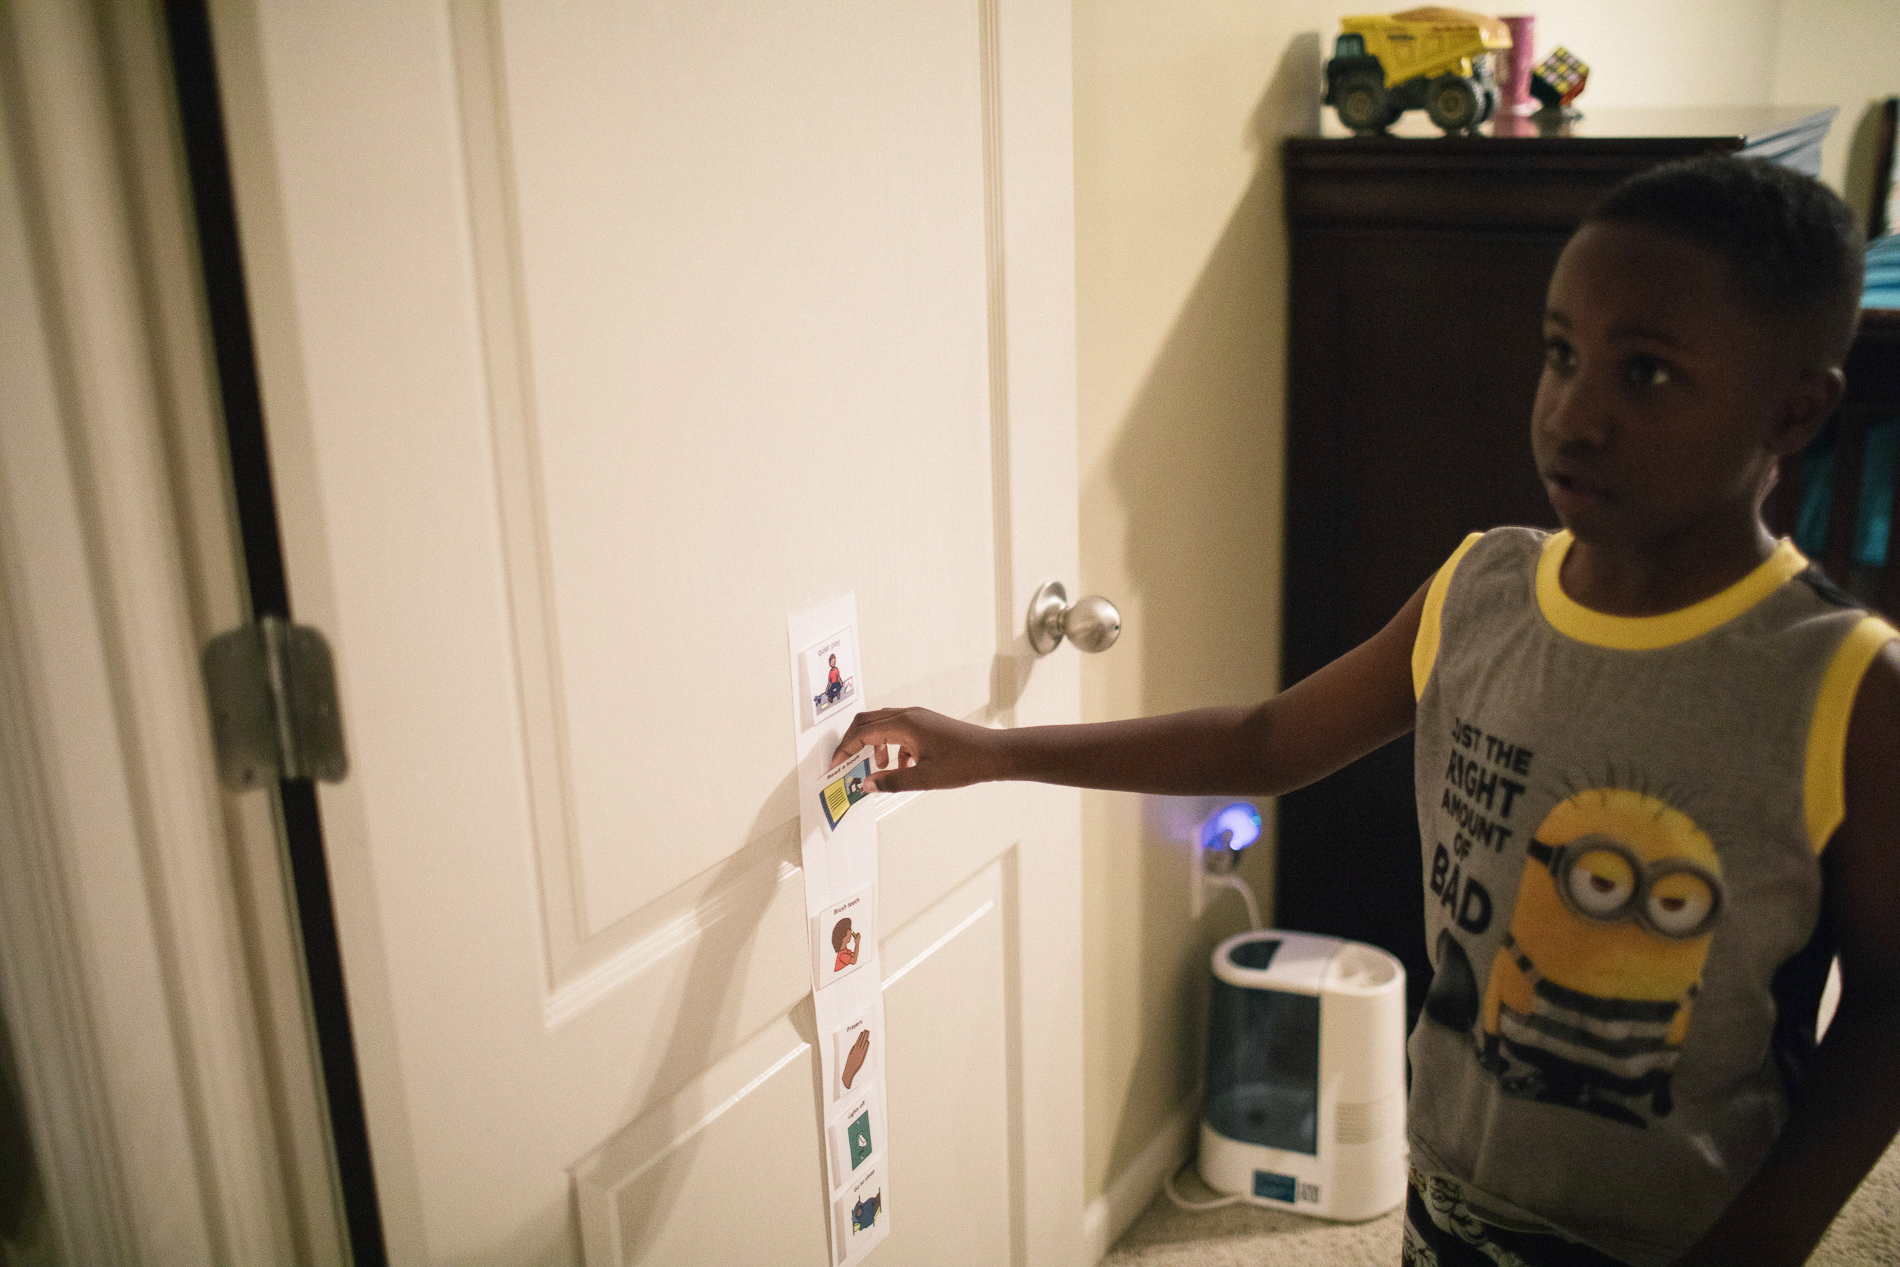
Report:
825,1083,881,1188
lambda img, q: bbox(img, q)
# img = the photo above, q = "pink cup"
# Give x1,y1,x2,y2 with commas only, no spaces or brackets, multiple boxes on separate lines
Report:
1499,15,1535,112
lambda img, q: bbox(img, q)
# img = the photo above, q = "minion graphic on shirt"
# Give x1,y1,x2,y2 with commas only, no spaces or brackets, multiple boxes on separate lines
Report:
1476,788,1725,1127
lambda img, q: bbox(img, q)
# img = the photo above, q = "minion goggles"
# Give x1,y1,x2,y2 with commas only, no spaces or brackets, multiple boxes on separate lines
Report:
1527,835,1723,940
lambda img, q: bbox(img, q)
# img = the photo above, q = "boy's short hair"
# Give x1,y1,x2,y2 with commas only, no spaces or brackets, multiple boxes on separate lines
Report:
1582,154,1864,367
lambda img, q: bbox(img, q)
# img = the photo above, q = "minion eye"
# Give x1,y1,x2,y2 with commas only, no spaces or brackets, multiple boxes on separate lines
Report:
1566,848,1636,918
1645,872,1716,938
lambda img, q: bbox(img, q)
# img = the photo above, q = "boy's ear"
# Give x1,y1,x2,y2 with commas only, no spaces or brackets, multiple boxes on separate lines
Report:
1770,366,1846,457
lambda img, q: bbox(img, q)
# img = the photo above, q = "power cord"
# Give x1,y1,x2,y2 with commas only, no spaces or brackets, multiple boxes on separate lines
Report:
1208,873,1261,930
1163,1157,1245,1211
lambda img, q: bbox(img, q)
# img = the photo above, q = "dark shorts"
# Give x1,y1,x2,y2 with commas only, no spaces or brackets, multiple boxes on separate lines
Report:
1402,1171,1631,1267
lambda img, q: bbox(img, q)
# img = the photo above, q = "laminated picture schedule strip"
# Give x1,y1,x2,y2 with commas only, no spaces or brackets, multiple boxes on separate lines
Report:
788,594,891,1266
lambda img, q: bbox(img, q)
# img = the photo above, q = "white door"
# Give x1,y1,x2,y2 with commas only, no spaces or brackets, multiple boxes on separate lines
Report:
206,3,1085,1265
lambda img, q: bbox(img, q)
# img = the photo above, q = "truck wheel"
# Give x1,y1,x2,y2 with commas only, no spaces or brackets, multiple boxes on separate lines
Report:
1425,76,1479,132
1477,82,1498,124
1335,71,1391,133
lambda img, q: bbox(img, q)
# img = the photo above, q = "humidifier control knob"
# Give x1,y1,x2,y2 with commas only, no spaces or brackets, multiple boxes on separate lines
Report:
1027,581,1122,656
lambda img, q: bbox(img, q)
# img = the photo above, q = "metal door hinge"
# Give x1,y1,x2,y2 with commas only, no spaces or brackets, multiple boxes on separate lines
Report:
203,615,348,791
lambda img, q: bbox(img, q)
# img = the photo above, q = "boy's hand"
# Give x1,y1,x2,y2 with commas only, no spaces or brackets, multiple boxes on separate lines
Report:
830,708,1003,793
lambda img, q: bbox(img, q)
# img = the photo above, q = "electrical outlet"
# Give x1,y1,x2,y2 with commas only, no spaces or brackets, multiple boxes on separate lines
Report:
1191,802,1265,923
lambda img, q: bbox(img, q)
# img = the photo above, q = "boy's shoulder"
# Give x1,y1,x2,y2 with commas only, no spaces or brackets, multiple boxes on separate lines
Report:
1442,525,1550,564
1431,525,1549,590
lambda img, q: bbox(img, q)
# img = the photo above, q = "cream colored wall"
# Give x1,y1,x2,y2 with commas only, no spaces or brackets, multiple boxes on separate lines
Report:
1770,0,1900,212
1072,0,1896,1217
1073,0,1325,1206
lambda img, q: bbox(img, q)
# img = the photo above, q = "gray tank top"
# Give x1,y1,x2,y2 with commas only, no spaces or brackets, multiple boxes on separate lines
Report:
1407,527,1894,1265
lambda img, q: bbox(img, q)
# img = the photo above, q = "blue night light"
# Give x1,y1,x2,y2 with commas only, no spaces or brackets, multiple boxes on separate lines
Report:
1200,802,1262,854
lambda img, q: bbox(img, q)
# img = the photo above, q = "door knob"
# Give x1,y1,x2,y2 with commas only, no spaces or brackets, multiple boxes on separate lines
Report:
1027,581,1122,655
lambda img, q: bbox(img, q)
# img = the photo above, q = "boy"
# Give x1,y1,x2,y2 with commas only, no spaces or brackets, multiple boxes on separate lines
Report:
832,157,1900,1265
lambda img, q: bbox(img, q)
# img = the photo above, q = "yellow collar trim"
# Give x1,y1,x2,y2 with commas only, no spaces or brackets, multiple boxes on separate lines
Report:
1535,531,1809,650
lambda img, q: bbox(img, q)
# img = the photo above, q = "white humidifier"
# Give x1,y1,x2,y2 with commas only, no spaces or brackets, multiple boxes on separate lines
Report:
1197,930,1406,1221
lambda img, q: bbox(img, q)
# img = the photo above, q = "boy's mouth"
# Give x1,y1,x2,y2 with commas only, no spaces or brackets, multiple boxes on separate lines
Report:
1544,468,1619,518
1545,468,1615,503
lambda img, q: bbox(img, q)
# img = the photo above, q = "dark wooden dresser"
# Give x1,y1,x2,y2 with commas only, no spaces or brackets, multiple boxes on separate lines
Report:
1275,106,1837,1020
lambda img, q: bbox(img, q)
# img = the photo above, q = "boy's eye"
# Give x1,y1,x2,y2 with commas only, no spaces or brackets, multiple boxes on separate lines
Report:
1542,337,1575,373
1624,356,1673,389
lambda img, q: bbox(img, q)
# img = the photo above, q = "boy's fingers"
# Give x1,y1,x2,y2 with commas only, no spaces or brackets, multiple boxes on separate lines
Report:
832,719,918,768
865,765,926,794
830,725,881,767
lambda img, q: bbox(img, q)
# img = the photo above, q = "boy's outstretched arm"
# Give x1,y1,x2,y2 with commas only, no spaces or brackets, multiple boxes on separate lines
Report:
829,579,1428,797
1675,643,1900,1266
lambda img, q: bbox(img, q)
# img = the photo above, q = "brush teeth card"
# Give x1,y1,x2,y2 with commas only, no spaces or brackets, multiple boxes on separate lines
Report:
803,627,859,729
813,886,874,988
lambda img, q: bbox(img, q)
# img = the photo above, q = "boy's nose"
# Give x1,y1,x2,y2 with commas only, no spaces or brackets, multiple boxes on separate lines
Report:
1535,377,1613,450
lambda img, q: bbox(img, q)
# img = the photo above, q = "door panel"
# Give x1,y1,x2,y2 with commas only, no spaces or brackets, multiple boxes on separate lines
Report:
462,0,1004,945
575,1017,831,1267
881,860,1016,1267
209,0,1082,1263
575,848,1020,1267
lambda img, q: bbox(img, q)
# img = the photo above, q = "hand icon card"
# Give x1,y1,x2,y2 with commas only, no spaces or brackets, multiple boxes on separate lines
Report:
832,1011,878,1100
812,885,874,988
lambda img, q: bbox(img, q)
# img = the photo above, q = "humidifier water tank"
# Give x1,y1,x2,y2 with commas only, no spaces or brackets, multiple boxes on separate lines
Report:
1198,930,1406,1221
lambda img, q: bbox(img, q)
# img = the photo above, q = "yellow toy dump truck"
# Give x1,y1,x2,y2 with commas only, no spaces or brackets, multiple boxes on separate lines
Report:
1325,7,1512,135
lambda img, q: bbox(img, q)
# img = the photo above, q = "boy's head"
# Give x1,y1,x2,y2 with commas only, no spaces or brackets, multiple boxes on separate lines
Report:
1533,156,1863,550
1582,155,1863,370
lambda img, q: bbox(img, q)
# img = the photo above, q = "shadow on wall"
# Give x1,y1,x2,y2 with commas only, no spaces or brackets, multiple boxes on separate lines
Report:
1842,96,1896,237
0,992,52,1264
1087,31,1322,1185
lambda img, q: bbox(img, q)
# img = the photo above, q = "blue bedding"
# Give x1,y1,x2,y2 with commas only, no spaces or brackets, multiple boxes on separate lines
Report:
1866,231,1900,310
1793,234,1900,569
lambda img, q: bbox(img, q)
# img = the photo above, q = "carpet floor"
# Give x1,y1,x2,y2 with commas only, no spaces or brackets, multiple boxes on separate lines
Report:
1105,1138,1900,1266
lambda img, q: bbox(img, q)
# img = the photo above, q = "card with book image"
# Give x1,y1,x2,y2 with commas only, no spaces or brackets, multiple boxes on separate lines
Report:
821,752,873,830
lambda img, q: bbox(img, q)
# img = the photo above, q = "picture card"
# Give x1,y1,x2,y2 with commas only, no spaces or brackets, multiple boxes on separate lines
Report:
832,1158,888,1264
803,626,859,729
831,1009,879,1101
820,754,872,831
789,596,877,906
826,1086,879,1187
812,885,875,989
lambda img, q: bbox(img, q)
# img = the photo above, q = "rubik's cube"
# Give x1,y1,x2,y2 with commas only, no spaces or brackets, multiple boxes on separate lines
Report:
1530,47,1590,108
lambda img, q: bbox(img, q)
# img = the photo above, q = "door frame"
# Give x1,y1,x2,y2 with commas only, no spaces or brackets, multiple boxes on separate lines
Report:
0,2,345,1262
